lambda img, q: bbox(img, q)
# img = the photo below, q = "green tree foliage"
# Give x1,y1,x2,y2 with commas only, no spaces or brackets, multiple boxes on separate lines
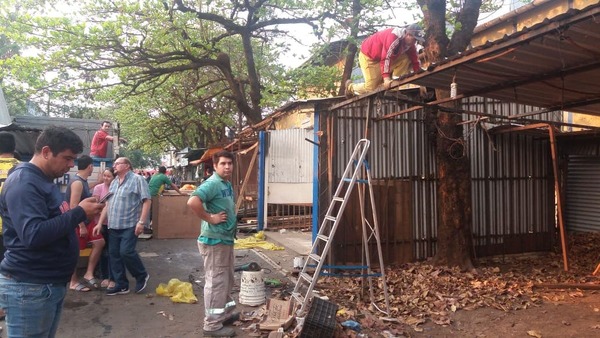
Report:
119,147,161,170
0,0,423,153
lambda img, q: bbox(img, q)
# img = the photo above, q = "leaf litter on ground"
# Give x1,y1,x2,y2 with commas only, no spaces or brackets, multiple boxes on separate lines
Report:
310,232,600,337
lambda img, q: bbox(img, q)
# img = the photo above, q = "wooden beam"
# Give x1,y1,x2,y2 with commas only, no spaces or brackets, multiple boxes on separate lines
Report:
235,143,259,214
548,126,569,272
510,96,600,119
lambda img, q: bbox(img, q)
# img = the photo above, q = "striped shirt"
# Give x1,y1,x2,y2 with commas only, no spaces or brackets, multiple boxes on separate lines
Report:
107,170,150,229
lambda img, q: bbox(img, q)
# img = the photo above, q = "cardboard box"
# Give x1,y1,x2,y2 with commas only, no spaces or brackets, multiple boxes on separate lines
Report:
153,194,201,239
259,298,294,331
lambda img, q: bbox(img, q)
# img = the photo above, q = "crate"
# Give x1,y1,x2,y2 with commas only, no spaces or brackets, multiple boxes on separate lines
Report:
299,297,338,338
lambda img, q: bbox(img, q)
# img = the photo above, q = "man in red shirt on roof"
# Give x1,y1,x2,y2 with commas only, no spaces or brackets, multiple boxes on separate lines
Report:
346,23,425,97
90,121,120,158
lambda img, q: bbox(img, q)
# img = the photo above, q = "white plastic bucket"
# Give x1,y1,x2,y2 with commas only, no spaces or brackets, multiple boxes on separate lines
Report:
239,270,266,306
293,256,305,269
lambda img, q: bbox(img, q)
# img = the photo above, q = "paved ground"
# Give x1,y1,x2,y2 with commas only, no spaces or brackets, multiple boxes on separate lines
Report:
50,231,310,338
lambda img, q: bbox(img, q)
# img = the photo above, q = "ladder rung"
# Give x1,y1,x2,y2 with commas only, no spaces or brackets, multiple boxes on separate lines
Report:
299,272,313,284
316,234,329,242
291,292,305,304
292,140,390,316
342,178,369,184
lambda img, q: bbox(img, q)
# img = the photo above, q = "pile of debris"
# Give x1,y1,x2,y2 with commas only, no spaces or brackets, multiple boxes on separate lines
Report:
226,233,599,337
308,232,600,335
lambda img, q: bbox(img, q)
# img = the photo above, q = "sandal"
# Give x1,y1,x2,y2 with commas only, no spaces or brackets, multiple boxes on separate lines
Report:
82,277,101,289
100,279,110,288
70,282,91,292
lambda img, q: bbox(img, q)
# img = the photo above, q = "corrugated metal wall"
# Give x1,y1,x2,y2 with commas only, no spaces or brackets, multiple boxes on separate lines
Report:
262,129,314,229
267,129,313,184
565,156,600,232
561,137,600,233
322,93,556,264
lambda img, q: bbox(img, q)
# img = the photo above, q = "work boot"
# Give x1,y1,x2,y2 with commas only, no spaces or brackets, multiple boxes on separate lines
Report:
345,80,355,98
203,326,236,337
223,312,240,325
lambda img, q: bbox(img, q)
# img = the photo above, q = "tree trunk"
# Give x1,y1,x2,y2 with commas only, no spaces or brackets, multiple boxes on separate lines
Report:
339,0,362,96
430,89,474,270
339,43,357,96
419,0,482,271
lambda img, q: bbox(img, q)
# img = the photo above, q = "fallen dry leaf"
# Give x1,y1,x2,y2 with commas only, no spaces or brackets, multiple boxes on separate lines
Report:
527,330,543,338
314,233,600,335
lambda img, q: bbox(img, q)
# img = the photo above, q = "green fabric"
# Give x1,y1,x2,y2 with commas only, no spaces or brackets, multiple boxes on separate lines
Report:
191,173,236,242
198,236,234,246
148,173,172,196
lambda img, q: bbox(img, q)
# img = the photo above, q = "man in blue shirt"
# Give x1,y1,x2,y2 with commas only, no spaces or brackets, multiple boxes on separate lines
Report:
187,150,237,337
94,157,151,295
0,126,105,337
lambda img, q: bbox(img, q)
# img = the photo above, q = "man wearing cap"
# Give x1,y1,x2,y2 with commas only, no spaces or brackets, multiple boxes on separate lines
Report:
346,23,425,97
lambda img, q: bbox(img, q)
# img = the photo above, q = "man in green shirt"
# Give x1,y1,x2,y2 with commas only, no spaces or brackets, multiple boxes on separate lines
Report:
147,166,183,233
148,166,183,197
186,150,237,337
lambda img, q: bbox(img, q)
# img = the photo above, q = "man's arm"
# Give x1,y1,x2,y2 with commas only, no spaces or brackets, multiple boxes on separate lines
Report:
187,196,227,225
406,45,421,72
134,199,151,236
381,33,401,79
170,183,183,195
93,202,109,236
69,181,83,209
69,181,88,235
5,181,88,248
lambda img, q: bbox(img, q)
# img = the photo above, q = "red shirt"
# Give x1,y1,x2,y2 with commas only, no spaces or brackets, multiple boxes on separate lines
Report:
90,129,109,158
360,28,420,78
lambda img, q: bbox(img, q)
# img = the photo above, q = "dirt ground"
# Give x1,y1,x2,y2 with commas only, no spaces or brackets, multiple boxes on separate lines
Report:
413,292,600,337
3,234,596,338
53,237,295,337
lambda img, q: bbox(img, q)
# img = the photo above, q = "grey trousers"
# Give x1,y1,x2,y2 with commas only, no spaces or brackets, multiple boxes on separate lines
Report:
198,242,236,331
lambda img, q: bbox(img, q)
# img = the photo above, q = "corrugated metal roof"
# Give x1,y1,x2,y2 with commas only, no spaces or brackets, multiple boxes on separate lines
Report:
395,3,600,118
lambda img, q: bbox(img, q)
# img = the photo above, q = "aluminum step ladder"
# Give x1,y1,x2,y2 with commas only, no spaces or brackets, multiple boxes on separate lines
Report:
291,139,390,316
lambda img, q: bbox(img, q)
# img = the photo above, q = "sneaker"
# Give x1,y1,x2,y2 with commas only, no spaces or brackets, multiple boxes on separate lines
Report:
203,326,235,337
136,273,150,293
106,287,129,296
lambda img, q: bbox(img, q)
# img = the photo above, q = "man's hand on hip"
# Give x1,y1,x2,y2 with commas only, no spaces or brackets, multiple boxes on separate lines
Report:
209,211,228,225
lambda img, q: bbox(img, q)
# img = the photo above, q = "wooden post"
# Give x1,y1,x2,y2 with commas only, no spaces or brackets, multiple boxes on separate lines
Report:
235,143,259,214
548,126,568,271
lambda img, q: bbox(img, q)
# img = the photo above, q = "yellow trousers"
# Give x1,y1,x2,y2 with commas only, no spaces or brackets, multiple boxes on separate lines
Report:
349,51,411,95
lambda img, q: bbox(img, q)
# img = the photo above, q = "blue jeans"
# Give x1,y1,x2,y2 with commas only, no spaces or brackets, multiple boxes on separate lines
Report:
108,227,147,289
0,274,67,338
99,224,111,280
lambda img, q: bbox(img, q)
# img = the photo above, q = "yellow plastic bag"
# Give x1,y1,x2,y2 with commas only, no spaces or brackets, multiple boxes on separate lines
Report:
234,231,284,251
155,278,198,304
